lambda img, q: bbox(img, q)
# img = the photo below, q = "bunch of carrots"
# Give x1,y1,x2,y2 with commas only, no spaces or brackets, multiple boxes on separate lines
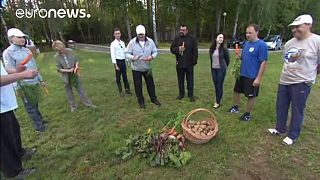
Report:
232,44,241,80
20,51,49,96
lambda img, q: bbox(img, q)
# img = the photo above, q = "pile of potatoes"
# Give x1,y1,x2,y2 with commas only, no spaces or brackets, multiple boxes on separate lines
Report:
186,120,215,136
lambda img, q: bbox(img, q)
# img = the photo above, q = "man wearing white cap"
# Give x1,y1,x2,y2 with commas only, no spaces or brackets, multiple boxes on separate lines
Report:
3,28,47,133
267,14,320,145
126,25,161,108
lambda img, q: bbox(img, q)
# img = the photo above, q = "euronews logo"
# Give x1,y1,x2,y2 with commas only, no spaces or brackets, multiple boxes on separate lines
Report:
16,9,91,19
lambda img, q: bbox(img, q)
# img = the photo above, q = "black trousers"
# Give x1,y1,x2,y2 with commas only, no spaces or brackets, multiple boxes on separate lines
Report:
115,59,130,93
0,111,25,178
132,70,157,104
176,66,194,97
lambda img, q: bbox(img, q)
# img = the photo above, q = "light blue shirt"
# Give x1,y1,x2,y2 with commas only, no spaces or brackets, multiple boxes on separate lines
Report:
0,61,18,113
126,37,158,72
3,44,42,85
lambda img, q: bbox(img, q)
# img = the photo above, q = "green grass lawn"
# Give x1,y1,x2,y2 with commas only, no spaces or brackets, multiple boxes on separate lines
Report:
13,50,320,179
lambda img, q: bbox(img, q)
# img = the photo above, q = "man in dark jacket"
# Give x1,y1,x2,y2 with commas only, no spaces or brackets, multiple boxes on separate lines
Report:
170,25,198,102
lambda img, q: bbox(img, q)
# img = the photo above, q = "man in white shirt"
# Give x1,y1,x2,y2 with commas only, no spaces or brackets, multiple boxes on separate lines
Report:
1,61,38,179
267,14,320,145
110,28,131,96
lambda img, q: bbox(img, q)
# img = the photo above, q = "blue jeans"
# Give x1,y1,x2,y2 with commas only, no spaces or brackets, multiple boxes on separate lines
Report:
211,68,226,104
275,83,311,140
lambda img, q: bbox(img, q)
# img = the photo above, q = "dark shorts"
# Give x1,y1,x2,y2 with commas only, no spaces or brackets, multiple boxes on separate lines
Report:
234,76,260,98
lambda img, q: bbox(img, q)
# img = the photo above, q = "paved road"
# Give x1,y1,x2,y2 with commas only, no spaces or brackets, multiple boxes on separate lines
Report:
71,42,283,54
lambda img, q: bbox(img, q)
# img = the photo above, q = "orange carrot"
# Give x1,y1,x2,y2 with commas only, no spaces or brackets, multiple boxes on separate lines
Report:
20,52,33,65
235,44,240,56
73,62,81,76
43,86,49,96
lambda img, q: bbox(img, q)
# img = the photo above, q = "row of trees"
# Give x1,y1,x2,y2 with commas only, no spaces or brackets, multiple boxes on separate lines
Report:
1,0,320,48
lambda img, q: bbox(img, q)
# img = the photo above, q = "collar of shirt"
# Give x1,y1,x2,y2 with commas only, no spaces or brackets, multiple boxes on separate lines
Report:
8,44,24,51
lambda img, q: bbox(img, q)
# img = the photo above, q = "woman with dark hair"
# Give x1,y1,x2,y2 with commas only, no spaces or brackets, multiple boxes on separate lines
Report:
209,33,230,108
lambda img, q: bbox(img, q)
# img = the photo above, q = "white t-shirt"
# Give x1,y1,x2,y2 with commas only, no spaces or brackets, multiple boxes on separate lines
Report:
280,33,320,85
0,61,18,113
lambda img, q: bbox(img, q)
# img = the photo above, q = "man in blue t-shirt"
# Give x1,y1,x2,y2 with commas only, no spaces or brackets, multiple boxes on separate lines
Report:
229,24,268,121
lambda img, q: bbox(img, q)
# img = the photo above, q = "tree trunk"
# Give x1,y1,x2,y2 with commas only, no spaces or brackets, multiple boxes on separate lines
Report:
125,1,132,41
267,25,272,36
216,8,221,34
151,0,158,45
232,6,240,39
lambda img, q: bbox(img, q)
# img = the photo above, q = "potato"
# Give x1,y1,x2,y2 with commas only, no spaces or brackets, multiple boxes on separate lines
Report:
201,120,207,125
189,120,195,124
200,124,207,129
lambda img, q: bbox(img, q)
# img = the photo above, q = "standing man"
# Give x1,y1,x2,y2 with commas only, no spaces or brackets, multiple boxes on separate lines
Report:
126,24,161,109
228,24,268,121
170,24,198,102
268,14,320,145
3,28,47,132
110,28,131,96
1,61,37,179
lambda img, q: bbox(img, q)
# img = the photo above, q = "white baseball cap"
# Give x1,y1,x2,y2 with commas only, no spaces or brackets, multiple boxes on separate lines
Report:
288,14,313,26
7,28,27,37
136,25,146,35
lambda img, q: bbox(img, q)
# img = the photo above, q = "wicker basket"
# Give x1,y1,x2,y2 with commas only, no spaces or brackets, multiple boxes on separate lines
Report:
181,108,218,144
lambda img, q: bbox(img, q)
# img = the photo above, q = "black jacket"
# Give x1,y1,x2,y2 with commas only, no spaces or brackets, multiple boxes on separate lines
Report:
209,47,230,69
170,34,198,68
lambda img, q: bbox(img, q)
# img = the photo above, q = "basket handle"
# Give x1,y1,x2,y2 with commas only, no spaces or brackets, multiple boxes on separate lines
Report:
184,108,216,123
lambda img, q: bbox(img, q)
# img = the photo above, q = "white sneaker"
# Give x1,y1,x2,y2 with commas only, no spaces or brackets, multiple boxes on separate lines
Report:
282,137,295,146
267,128,281,135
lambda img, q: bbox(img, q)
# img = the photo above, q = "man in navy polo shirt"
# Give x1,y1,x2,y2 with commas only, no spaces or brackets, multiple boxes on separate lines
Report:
229,24,268,121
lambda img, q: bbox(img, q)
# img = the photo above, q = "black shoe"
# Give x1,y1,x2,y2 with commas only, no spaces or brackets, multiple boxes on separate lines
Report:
139,103,146,109
9,168,36,179
151,100,161,107
125,89,131,95
240,112,252,121
189,96,195,102
21,148,37,160
176,95,184,100
35,126,46,133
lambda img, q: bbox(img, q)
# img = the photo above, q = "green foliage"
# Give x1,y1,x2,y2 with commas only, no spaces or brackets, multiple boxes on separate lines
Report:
115,132,191,168
3,0,319,45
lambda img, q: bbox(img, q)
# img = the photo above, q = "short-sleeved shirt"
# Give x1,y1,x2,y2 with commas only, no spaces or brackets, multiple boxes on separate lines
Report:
280,33,320,85
54,48,78,84
2,44,42,85
0,61,18,113
240,39,268,79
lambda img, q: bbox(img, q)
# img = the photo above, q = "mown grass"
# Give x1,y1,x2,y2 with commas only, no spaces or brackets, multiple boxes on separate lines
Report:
11,50,320,179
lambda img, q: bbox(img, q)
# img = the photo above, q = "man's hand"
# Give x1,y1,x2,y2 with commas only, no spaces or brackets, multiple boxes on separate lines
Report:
21,69,38,79
16,65,26,73
144,56,153,61
69,68,75,73
253,78,261,87
179,46,185,52
115,64,120,70
132,56,139,61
